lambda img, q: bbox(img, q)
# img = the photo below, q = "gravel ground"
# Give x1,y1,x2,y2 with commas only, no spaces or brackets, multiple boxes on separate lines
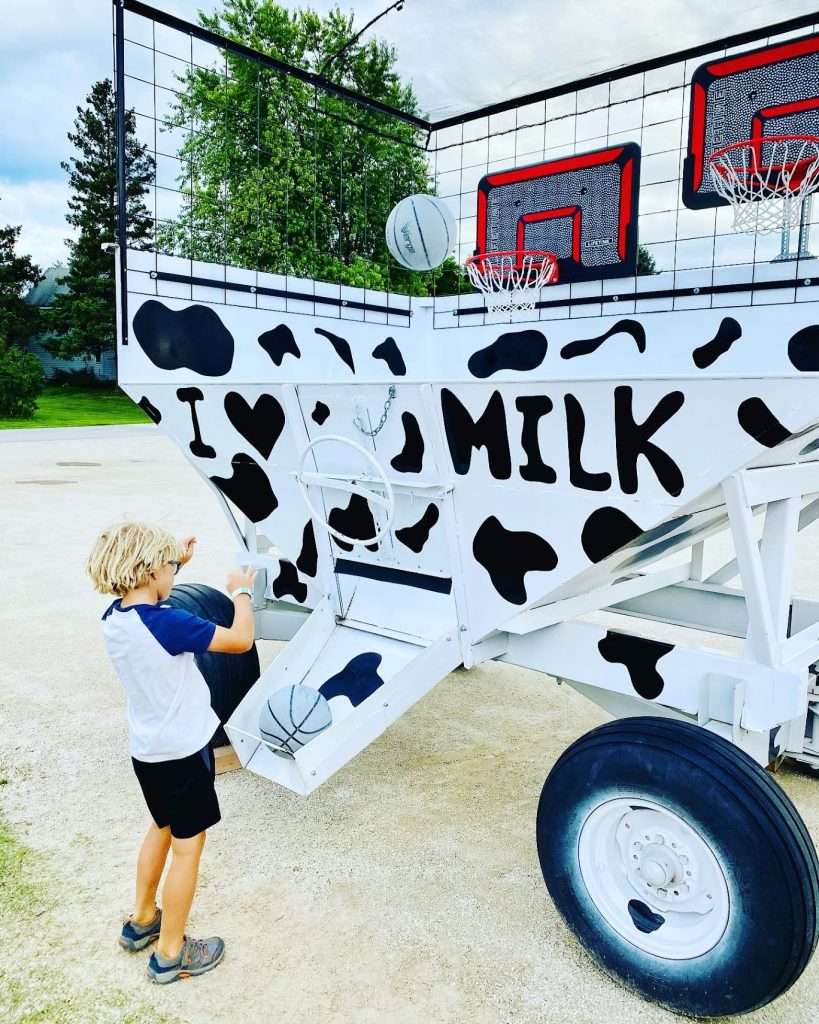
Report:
2,426,819,1024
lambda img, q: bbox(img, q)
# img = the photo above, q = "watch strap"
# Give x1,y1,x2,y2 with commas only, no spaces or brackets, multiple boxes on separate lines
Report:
230,586,254,599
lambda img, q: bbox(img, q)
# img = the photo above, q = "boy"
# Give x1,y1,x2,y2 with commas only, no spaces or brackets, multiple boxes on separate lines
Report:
86,521,257,983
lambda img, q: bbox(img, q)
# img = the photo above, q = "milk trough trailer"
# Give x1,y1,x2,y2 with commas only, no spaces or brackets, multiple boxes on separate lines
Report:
114,0,819,1013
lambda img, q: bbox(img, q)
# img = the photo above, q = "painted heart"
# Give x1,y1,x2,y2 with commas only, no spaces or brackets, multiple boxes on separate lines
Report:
224,392,285,460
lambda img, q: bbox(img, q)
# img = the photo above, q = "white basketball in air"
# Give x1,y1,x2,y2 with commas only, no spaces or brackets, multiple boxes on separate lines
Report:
385,194,456,271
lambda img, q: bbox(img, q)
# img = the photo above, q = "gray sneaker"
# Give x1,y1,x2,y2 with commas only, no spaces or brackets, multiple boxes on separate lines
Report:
119,909,162,952
146,936,225,983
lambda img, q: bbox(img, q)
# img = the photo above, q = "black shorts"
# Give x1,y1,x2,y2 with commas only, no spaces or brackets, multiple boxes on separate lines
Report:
132,742,221,839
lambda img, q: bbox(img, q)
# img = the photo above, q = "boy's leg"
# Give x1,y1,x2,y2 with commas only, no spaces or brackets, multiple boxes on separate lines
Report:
156,830,206,961
133,820,171,923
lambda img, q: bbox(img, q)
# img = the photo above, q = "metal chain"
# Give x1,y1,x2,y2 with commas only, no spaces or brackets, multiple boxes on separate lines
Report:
353,385,396,437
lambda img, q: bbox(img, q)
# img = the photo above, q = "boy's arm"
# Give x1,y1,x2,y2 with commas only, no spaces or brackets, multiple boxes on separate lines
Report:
206,567,258,654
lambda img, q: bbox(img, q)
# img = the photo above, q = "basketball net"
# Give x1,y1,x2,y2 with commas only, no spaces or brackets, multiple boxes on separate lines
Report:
709,135,819,234
465,249,559,313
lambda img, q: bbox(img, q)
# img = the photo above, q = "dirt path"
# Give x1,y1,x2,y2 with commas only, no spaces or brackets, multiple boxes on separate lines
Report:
2,427,819,1023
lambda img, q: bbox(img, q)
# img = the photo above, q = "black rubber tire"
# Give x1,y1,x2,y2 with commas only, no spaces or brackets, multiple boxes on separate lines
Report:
164,583,260,746
536,716,819,1017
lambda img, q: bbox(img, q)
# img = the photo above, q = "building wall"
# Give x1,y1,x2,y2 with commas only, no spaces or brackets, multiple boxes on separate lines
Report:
26,337,116,381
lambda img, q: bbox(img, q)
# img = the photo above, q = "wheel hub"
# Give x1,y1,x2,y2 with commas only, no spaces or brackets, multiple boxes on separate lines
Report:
578,798,730,958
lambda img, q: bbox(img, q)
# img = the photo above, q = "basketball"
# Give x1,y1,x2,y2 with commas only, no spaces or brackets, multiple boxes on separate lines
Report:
385,194,456,270
258,684,333,759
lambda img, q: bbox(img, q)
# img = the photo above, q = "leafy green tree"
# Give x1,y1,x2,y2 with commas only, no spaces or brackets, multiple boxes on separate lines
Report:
47,79,154,361
0,336,43,418
158,1,435,293
0,214,43,347
637,244,658,275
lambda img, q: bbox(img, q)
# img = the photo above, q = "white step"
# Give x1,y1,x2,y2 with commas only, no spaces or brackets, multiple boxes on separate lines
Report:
225,598,461,794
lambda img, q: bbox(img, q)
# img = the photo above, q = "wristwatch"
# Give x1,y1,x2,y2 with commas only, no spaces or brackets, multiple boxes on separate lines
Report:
230,587,254,600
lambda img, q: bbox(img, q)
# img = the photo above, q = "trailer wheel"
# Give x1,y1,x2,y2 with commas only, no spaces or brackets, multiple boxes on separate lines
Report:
165,583,260,746
536,717,819,1017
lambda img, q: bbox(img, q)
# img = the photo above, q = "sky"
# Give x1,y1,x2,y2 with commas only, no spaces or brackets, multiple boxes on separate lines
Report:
2,0,818,269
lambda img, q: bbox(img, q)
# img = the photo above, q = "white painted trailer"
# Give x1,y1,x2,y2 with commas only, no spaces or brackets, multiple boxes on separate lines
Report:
114,0,819,1014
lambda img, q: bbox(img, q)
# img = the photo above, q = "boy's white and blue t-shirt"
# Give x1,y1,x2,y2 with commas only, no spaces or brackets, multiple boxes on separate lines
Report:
102,599,218,762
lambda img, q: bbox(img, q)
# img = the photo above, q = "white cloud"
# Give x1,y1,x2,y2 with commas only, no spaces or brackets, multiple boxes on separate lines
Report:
0,179,72,269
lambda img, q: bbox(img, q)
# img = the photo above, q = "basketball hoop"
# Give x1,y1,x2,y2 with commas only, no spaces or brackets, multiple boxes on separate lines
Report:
708,134,819,234
465,249,559,314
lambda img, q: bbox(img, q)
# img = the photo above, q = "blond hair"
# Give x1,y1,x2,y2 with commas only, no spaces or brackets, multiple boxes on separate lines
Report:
86,522,183,597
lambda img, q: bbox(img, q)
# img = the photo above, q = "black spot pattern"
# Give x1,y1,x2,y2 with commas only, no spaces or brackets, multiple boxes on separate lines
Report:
615,386,684,497
210,453,278,523
769,725,782,763
395,504,440,553
319,652,385,707
515,396,556,483
372,337,406,376
328,494,379,552
473,515,557,604
296,522,318,577
224,392,284,459
598,630,673,700
566,394,611,491
581,506,643,563
133,301,233,376
468,329,548,378
311,401,330,425
272,561,307,604
738,397,791,448
390,412,424,473
789,325,819,371
315,327,354,372
441,388,511,478
692,317,742,369
177,387,216,459
628,900,665,934
258,324,301,366
560,320,646,360
138,395,161,424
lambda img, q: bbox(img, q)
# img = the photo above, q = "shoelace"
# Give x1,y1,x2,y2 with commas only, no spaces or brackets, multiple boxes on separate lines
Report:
184,937,211,966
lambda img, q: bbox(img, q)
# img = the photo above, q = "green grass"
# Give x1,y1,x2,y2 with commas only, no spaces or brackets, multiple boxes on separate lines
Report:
0,385,151,430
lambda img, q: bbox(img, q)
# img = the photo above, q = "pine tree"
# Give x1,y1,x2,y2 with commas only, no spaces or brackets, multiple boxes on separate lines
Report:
0,211,43,347
47,79,154,361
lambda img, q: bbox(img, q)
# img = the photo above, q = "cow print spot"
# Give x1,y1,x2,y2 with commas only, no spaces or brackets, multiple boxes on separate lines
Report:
210,453,278,523
258,323,301,366
312,401,330,425
272,561,307,604
319,652,385,707
738,397,791,448
769,725,782,763
177,387,216,459
581,506,643,563
789,325,819,371
692,317,742,369
296,522,318,577
328,494,379,552
628,900,665,934
133,301,233,376
560,319,646,360
372,337,406,376
395,504,440,553
138,395,161,424
473,515,557,605
598,630,673,700
224,392,284,459
467,329,548,378
315,327,355,372
390,412,424,473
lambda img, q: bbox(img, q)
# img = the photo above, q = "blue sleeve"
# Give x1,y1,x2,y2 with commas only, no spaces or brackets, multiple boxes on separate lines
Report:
138,606,217,656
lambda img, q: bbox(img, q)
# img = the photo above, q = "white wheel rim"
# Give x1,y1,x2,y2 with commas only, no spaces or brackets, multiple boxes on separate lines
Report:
297,434,395,546
577,798,730,959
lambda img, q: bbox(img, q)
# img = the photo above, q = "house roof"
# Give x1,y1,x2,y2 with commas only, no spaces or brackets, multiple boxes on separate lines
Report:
26,264,68,308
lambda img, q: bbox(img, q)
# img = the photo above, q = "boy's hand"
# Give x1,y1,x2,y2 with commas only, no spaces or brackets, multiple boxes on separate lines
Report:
227,566,257,594
179,536,197,565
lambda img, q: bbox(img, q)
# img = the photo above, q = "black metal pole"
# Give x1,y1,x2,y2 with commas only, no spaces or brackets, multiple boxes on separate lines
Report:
114,0,129,346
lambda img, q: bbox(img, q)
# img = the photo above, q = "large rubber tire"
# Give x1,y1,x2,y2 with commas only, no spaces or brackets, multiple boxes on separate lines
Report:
536,717,819,1017
164,583,260,746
